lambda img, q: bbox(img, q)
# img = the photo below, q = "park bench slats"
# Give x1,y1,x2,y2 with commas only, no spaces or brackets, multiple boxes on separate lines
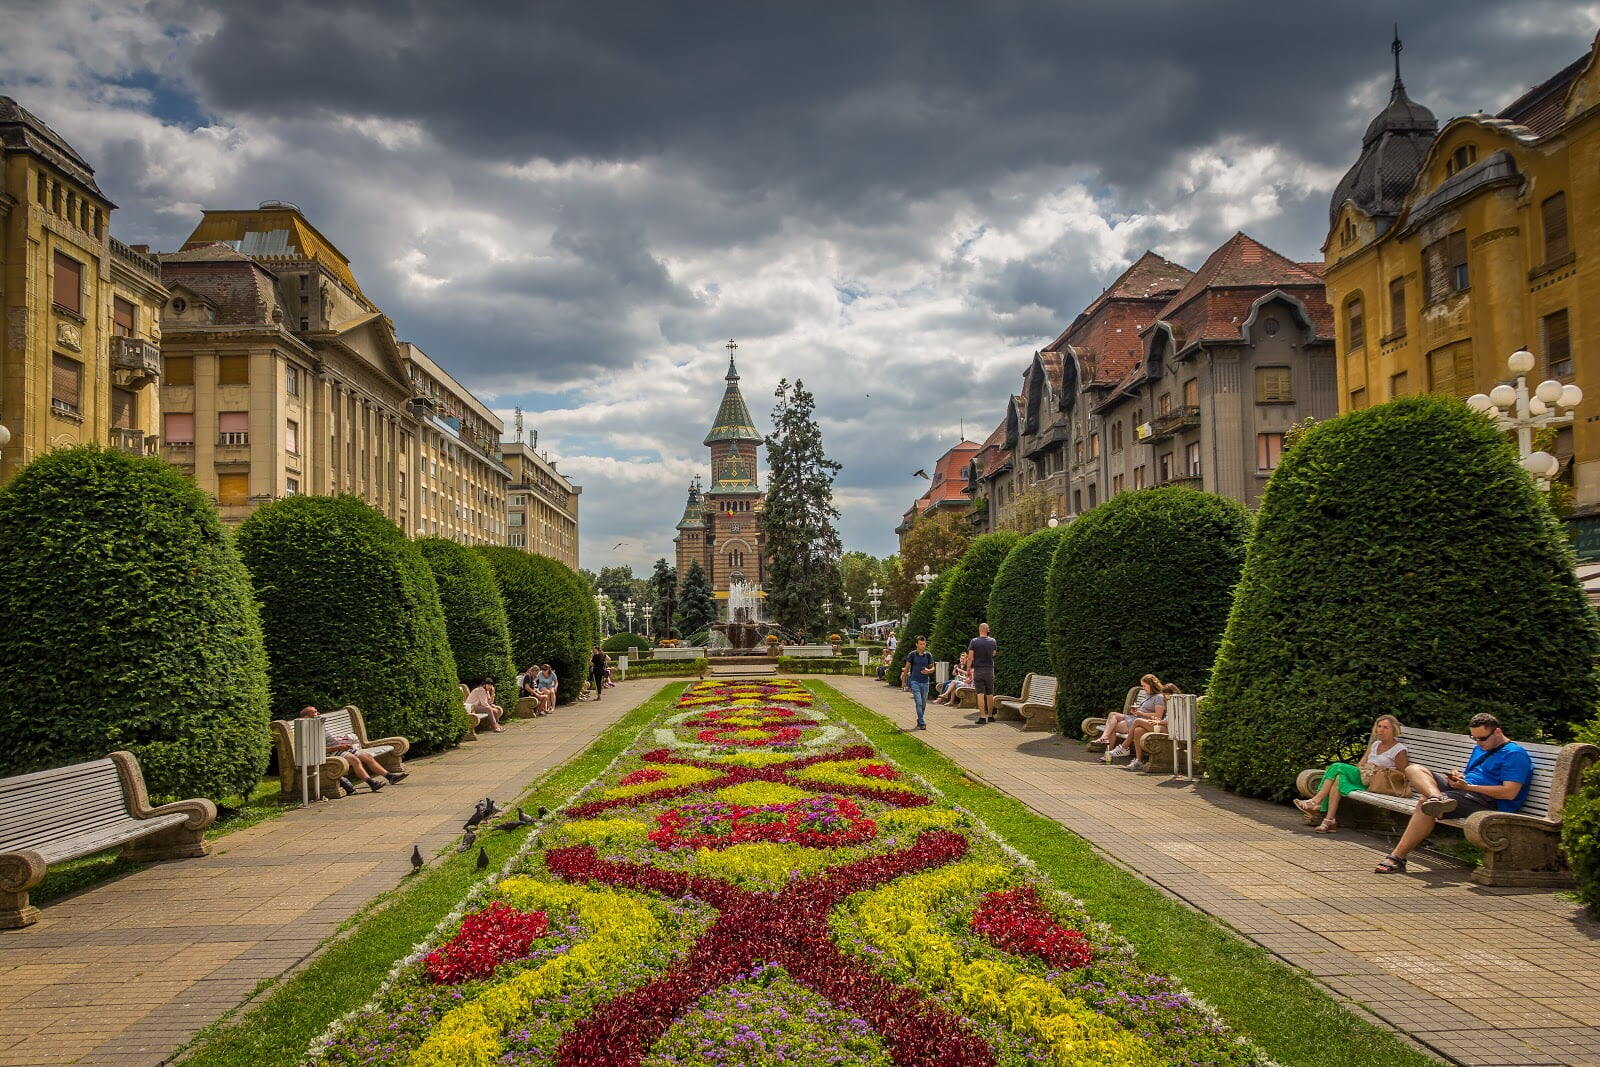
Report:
33,814,189,865
997,673,1058,731
268,705,410,802
784,645,836,658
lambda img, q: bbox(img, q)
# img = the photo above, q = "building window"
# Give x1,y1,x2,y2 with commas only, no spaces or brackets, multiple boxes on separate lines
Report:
1390,372,1409,398
51,354,82,415
1257,432,1284,471
219,354,249,385
1185,442,1201,475
218,472,249,508
1072,489,1082,513
1423,231,1469,303
286,419,300,455
1087,484,1098,507
111,387,135,430
1157,392,1172,415
219,411,249,446
1089,433,1100,458
285,477,300,496
1350,387,1368,410
53,251,82,315
508,512,525,526
1544,309,1572,379
509,533,526,548
1110,422,1123,453
1133,465,1146,489
1341,217,1357,246
1542,192,1569,263
1112,474,1124,494
163,412,195,445
1345,295,1365,351
1182,378,1199,409
1445,143,1477,176
728,549,744,568
1074,441,1083,465
1158,453,1172,482
166,356,194,386
113,297,136,337
286,365,300,396
1426,345,1475,397
1389,277,1407,337
1255,366,1293,403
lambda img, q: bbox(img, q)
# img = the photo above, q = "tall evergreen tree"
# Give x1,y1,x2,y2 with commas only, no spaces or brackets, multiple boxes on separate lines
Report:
649,558,677,637
677,560,717,636
761,378,844,635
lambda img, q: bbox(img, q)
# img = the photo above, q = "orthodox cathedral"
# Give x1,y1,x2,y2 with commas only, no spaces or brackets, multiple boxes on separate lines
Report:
674,343,766,611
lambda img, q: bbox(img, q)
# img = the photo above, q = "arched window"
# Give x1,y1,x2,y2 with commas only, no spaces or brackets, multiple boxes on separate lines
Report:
728,549,743,569
1345,295,1365,351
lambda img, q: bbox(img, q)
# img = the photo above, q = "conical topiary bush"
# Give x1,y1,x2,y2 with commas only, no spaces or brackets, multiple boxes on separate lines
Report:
1047,487,1251,735
0,446,270,802
416,537,517,699
888,570,951,684
236,495,465,750
988,525,1068,697
1203,394,1600,800
476,548,597,704
930,532,1020,665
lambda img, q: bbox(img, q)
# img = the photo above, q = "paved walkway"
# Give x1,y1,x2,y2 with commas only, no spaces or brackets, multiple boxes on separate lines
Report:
823,674,1600,1067
0,683,653,1067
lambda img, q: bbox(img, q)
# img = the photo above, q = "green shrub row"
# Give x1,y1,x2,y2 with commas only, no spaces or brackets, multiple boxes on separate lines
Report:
777,656,860,674
602,632,651,653
988,525,1067,697
888,571,950,684
415,538,517,700
476,548,598,705
621,659,706,679
930,531,1018,665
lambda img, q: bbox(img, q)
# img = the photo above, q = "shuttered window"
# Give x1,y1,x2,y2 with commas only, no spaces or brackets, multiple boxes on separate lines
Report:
1390,372,1409,398
1349,387,1368,410
53,252,82,314
1345,296,1365,350
51,354,81,413
1423,231,1469,303
163,413,195,444
1544,309,1572,379
1257,433,1284,471
1542,193,1569,263
111,387,134,429
1427,345,1475,396
218,354,249,385
286,419,300,455
1182,378,1199,407
1389,277,1407,336
1255,366,1293,403
218,473,250,507
113,297,135,337
165,356,194,386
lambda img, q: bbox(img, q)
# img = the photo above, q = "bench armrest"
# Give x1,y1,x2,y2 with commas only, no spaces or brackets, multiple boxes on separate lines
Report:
367,735,410,757
0,850,46,893
108,751,217,830
1462,809,1557,852
1295,768,1326,798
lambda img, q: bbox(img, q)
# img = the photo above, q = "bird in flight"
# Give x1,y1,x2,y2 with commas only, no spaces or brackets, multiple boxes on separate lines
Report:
613,541,627,550
913,469,929,480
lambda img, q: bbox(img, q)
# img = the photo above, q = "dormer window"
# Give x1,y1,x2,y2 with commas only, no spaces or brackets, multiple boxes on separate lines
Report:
1445,144,1477,177
1341,217,1358,246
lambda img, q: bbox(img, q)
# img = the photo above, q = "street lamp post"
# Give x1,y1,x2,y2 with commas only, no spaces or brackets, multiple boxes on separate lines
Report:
914,565,935,591
594,593,610,638
1467,348,1583,487
867,583,883,624
624,598,636,635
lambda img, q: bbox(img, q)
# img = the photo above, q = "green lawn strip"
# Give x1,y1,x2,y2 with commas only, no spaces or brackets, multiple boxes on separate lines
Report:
812,681,1445,1067
175,683,685,1067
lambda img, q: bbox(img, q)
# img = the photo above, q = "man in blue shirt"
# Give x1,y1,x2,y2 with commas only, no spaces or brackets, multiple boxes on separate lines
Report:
1376,713,1533,875
905,635,936,731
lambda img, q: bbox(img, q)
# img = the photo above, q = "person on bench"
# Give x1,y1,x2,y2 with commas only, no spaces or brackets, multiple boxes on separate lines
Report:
1097,674,1164,762
299,706,405,794
466,678,506,731
934,652,971,706
532,664,558,714
1295,714,1410,833
1123,682,1180,771
1374,712,1533,875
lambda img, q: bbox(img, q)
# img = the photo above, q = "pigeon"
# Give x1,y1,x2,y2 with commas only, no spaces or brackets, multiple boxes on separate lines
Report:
536,805,549,821
463,798,492,830
494,806,540,832
457,829,477,853
482,796,503,817
613,542,626,550
516,807,538,826
913,469,929,480
410,845,424,872
476,846,490,871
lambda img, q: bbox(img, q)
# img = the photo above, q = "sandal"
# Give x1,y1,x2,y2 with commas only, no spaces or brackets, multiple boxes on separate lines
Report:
1313,820,1338,833
1293,798,1320,816
1373,854,1407,874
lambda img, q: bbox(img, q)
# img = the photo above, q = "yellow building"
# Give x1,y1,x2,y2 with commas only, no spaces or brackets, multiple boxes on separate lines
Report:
404,342,510,546
0,97,166,478
500,436,580,568
1325,34,1600,518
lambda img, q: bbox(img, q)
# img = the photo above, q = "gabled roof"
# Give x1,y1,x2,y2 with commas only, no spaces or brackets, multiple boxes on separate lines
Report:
906,441,980,517
159,243,285,327
703,354,764,446
1498,49,1589,137
1042,251,1193,388
1035,349,1063,395
0,96,108,201
1157,233,1323,319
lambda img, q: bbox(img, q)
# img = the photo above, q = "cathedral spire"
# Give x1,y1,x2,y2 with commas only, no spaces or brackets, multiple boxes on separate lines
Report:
703,340,763,447
725,338,740,381
1392,24,1404,94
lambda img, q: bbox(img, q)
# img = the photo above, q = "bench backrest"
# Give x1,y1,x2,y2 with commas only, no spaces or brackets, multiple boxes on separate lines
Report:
654,648,706,660
321,707,359,744
1121,686,1140,714
1399,728,1562,819
785,645,836,658
0,758,130,853
1023,674,1058,704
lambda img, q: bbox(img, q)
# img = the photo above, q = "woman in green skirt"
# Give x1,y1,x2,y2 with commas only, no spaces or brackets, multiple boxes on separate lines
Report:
1294,714,1411,833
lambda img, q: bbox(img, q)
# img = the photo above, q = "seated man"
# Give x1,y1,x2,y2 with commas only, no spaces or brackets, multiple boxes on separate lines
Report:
466,678,505,732
298,706,405,795
1374,712,1533,875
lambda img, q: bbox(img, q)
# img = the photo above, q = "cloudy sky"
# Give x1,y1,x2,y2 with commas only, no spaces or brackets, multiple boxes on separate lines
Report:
4,1,1597,568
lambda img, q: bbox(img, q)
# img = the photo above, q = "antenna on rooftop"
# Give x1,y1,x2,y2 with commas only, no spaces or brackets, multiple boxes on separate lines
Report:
514,407,524,435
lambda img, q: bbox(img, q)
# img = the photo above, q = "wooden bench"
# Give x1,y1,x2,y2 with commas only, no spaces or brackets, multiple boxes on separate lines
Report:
783,645,837,659
1296,728,1600,888
652,648,706,661
269,706,410,802
997,673,1058,731
1,751,216,928
1082,686,1141,750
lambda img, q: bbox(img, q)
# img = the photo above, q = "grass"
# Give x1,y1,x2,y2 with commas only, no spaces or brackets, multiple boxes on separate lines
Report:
810,680,1445,1067
31,778,288,907
174,682,686,1067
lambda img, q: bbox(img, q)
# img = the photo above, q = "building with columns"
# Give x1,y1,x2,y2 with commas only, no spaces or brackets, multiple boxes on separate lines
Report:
500,435,581,568
675,347,766,612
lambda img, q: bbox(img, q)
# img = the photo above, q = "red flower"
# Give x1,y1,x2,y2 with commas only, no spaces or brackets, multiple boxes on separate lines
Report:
424,902,550,984
856,763,900,779
618,768,668,786
970,886,1091,969
647,797,877,850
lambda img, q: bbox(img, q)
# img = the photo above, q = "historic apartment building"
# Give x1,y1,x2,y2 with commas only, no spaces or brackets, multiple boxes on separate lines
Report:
501,436,581,569
894,440,979,547
0,97,166,480
675,349,766,607
1324,32,1600,518
157,202,508,542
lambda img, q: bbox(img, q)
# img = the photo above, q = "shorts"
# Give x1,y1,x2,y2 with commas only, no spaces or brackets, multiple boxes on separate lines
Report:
1429,772,1497,818
971,670,994,695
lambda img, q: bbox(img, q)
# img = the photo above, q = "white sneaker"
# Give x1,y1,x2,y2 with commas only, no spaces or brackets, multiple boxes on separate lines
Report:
1125,759,1144,771
1107,744,1130,759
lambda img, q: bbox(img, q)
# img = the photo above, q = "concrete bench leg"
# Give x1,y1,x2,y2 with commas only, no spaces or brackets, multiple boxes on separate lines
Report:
1082,717,1108,750
0,852,44,929
995,702,1023,723
1020,705,1056,732
1468,818,1573,889
120,822,210,864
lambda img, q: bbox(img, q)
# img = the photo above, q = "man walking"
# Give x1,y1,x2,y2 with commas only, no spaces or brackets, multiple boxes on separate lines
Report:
905,635,935,731
968,622,998,724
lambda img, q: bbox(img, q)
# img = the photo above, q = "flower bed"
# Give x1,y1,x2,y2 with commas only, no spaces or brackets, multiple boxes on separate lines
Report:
315,679,1265,1066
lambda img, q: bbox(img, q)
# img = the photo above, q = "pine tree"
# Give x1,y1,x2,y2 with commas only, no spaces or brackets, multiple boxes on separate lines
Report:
677,560,716,636
649,558,677,637
761,378,844,636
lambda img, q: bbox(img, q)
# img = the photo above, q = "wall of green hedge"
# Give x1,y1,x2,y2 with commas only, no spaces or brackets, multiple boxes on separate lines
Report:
621,659,705,679
415,537,517,700
1048,487,1250,735
1203,395,1600,800
602,633,650,653
237,496,465,751
931,532,1020,665
0,447,271,803
888,571,951,684
777,656,859,674
476,548,596,704
988,525,1068,697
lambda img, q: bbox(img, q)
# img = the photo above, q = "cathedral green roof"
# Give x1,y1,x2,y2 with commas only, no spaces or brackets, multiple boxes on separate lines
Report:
703,355,764,446
675,482,704,529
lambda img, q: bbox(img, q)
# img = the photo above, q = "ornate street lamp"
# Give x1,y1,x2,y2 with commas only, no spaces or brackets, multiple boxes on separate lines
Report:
914,565,935,590
624,598,636,635
867,583,883,624
1047,509,1060,528
1467,348,1583,488
594,592,610,637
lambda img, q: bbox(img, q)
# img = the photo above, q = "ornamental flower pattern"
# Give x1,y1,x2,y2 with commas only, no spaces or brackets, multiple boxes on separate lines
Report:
315,680,1267,1067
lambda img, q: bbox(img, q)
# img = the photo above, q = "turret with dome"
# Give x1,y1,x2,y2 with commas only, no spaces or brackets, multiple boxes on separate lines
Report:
1328,31,1438,233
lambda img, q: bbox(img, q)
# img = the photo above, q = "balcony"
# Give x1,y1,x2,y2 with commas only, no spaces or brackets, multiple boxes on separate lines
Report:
110,427,155,456
1158,472,1203,490
218,432,249,447
110,336,161,387
1140,405,1200,443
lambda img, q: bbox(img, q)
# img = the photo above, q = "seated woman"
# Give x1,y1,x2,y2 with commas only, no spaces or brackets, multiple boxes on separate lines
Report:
876,647,893,682
1096,674,1164,761
934,652,972,705
299,706,405,795
532,664,558,714
1294,714,1410,833
1124,683,1180,771
466,678,505,732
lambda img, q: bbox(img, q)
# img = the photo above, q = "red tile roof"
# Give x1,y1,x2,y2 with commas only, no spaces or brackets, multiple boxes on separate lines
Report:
1036,350,1063,395
1499,48,1590,137
159,244,286,327
1155,233,1330,343
1043,251,1192,387
905,441,980,518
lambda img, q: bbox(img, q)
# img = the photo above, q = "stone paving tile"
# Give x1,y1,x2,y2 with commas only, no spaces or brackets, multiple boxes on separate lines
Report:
823,674,1600,1067
0,682,652,1065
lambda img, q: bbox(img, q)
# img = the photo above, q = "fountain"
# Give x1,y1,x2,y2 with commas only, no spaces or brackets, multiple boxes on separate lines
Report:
709,580,786,652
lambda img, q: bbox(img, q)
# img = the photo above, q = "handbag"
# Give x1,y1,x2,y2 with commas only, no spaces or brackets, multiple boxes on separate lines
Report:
1360,765,1410,797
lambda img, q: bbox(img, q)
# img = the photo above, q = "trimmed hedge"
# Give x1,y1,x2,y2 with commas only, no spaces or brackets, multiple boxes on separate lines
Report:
1048,487,1251,735
888,571,951,684
777,656,859,674
1203,395,1600,801
237,496,465,751
930,532,1020,665
1565,768,1600,918
621,659,705,679
0,446,271,803
416,538,517,699
476,548,596,704
602,633,650,653
988,525,1068,697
